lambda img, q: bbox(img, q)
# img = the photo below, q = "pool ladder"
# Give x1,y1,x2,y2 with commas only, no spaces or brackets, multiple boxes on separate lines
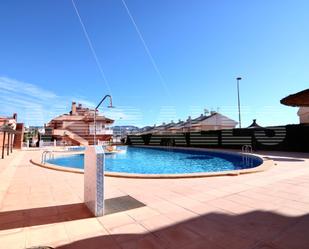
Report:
241,145,253,167
41,150,54,164
242,145,252,153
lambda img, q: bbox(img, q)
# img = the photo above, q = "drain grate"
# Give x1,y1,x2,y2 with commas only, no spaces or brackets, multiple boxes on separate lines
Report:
104,195,145,215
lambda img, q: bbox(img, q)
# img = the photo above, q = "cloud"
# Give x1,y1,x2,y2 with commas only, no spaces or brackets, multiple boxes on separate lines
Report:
75,99,96,108
0,77,57,100
103,106,143,127
0,76,95,126
0,76,145,127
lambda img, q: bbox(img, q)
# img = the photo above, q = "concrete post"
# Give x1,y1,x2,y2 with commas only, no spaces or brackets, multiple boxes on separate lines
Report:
2,132,6,159
84,145,105,216
7,133,10,156
26,140,29,148
54,139,57,147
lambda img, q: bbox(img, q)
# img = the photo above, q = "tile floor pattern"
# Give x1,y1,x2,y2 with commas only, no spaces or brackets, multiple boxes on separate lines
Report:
0,149,309,249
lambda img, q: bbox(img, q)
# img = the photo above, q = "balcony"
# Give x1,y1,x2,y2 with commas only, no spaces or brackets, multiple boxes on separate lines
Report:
89,127,113,135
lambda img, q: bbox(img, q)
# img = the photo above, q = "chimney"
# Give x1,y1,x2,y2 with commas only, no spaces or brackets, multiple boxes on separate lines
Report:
71,102,77,115
13,113,17,121
187,116,191,121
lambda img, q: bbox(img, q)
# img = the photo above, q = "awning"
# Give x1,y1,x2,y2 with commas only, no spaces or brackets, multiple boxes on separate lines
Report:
0,125,18,134
247,119,263,129
280,89,309,107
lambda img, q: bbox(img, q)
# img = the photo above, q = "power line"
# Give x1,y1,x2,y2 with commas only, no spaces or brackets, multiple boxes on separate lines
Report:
71,0,112,94
121,0,170,97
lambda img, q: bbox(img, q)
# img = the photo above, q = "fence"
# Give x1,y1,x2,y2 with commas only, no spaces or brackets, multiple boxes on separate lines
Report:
22,140,64,148
126,124,309,152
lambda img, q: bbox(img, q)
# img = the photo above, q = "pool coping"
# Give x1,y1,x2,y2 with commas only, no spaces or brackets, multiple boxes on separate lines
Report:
30,146,274,178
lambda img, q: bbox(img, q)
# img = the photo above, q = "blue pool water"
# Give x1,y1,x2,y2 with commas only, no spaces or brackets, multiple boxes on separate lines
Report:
47,146,262,174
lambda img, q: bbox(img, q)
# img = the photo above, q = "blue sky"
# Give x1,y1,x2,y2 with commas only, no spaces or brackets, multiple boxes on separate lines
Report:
0,0,308,127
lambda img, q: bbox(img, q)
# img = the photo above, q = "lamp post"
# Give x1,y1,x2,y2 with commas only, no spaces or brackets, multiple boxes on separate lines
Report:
236,77,242,128
94,95,114,145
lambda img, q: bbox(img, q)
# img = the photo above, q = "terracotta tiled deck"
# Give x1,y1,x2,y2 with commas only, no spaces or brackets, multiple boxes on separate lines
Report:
0,149,309,249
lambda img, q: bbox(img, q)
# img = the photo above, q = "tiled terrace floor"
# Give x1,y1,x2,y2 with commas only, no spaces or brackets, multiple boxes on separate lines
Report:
0,149,309,249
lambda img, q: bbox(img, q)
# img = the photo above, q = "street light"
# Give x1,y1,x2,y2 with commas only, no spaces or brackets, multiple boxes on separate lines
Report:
236,77,242,128
94,95,114,145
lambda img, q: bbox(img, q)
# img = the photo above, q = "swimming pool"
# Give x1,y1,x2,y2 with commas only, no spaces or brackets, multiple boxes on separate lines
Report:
46,146,263,175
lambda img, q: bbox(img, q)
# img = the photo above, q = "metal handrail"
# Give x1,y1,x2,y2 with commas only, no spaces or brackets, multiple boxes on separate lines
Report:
41,150,54,164
41,151,47,163
241,145,253,167
242,145,252,153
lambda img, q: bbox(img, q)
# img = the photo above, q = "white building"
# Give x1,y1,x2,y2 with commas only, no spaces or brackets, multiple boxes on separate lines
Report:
139,112,238,134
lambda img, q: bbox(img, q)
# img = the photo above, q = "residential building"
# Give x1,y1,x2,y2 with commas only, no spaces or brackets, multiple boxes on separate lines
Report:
112,125,140,137
139,112,237,134
46,102,114,145
175,112,238,132
167,120,185,133
0,113,24,157
146,121,177,134
134,112,237,135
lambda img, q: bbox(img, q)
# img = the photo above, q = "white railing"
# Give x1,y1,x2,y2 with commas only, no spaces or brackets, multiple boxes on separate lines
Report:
23,140,64,148
98,140,110,146
40,141,54,147
89,127,113,135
